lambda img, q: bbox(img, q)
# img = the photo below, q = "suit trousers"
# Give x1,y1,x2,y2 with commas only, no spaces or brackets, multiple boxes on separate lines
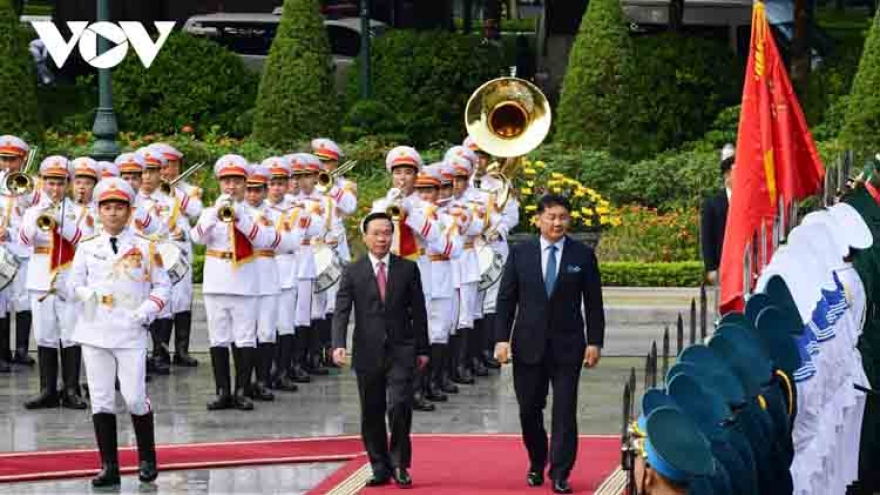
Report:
356,350,416,475
513,353,582,481
82,345,150,415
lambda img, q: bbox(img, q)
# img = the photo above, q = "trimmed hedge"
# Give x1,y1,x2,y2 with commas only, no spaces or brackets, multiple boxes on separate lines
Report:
599,261,704,287
114,32,258,137
840,9,880,157
253,0,339,146
345,30,506,147
555,0,634,156
0,0,39,138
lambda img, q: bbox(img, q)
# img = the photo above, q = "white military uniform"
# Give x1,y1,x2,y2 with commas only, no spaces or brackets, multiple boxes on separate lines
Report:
20,159,91,349
266,179,299,337
478,174,520,314
246,196,281,344
294,189,333,326
69,224,170,415
191,158,279,348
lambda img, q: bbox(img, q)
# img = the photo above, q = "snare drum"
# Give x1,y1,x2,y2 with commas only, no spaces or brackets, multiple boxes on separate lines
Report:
477,245,504,291
314,245,343,293
157,242,190,285
0,245,19,291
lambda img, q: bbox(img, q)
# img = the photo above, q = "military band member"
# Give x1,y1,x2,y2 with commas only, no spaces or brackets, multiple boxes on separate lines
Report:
150,143,202,367
21,156,91,409
413,164,465,406
113,153,166,238
293,154,334,378
264,156,304,388
191,155,279,411
0,136,35,370
67,178,170,487
97,161,117,179
244,164,281,401
444,147,488,383
435,162,463,395
312,139,357,368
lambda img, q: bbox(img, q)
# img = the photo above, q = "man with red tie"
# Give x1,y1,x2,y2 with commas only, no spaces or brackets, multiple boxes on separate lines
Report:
332,211,429,488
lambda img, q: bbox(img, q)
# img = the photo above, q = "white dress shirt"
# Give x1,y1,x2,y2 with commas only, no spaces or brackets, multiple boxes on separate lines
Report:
539,235,565,282
369,252,392,277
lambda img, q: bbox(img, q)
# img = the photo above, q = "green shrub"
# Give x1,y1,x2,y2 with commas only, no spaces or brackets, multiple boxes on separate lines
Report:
597,205,700,262
0,0,40,139
599,261,704,287
555,0,635,156
614,149,720,209
346,30,506,147
113,32,258,137
253,0,339,147
341,100,409,143
840,10,880,156
528,144,628,200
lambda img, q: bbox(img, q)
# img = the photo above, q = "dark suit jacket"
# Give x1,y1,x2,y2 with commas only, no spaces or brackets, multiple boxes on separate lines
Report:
701,191,729,272
494,235,605,365
332,253,429,373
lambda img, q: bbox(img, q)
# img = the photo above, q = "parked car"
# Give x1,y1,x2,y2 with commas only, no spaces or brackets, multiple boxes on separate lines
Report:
182,12,387,87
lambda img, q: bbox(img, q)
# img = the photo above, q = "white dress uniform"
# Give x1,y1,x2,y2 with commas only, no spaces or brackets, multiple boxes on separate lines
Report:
479,175,520,315
264,157,299,338
245,195,282,343
67,178,167,486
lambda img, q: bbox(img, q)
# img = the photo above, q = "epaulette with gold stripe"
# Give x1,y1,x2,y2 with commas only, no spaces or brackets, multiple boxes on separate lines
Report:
78,234,100,244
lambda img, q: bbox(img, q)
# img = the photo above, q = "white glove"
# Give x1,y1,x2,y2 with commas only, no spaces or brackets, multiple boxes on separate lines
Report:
386,188,402,202
74,287,96,302
201,207,219,226
215,193,232,205
132,309,149,327
400,195,416,214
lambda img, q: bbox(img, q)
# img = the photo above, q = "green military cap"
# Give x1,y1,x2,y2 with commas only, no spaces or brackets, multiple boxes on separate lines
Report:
708,328,772,397
641,407,716,486
678,344,746,407
763,276,805,335
752,306,802,377
667,371,729,438
744,292,773,324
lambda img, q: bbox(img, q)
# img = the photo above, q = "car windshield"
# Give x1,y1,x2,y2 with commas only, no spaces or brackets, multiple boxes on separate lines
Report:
196,21,278,56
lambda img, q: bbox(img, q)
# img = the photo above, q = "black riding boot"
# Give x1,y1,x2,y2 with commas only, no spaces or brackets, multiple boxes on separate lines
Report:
12,311,35,366
24,346,60,409
250,343,275,401
0,317,10,372
232,346,255,410
272,334,298,391
131,411,158,482
412,366,436,412
453,330,475,384
60,346,88,409
207,346,233,410
425,344,448,402
470,319,489,377
289,327,311,383
481,314,501,369
172,311,198,367
307,320,328,376
439,342,458,394
148,320,170,375
91,413,120,487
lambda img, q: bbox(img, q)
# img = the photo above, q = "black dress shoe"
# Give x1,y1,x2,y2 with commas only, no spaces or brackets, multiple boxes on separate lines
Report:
289,364,311,383
526,470,544,487
271,375,299,392
92,462,121,487
366,473,391,486
393,467,412,487
552,478,573,494
138,459,158,483
12,350,34,366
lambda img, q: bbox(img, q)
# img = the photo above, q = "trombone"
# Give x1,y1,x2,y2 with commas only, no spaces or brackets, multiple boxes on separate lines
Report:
4,146,39,196
160,162,205,196
316,160,358,192
464,77,551,209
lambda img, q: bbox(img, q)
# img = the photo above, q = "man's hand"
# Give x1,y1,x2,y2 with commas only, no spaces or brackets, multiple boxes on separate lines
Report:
706,270,718,285
332,348,347,366
416,355,429,370
584,346,601,368
494,342,510,364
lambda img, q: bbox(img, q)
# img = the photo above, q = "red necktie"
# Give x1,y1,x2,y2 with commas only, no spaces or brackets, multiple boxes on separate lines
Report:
376,261,387,302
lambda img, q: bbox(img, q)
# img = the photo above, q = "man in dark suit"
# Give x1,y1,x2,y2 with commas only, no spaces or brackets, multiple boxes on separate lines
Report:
494,194,606,494
332,211,430,489
701,144,734,284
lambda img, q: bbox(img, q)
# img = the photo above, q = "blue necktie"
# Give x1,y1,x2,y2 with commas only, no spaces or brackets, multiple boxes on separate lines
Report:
545,245,557,297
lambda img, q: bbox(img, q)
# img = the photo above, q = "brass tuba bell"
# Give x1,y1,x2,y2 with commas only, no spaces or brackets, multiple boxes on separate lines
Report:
464,77,551,208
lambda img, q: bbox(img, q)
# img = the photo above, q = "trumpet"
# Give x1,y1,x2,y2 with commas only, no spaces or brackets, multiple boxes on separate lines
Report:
4,146,38,196
316,160,358,191
215,200,236,223
385,189,403,218
37,205,59,232
160,162,205,196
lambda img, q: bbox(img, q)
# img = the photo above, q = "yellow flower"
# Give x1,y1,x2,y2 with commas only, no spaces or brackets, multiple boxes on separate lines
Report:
583,218,593,226
535,161,547,169
571,211,581,219
525,205,537,212
529,215,539,226
521,187,532,195
600,216,610,225
581,207,594,216
574,189,585,198
551,187,562,193
526,180,534,187
611,217,622,227
550,172,564,179
596,206,609,215
524,167,537,176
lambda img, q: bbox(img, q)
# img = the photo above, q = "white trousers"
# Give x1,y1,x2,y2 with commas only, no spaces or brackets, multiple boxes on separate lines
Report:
30,291,74,348
170,270,194,314
256,294,278,344
451,289,461,336
82,345,150,415
457,282,478,329
429,298,454,344
276,288,297,336
296,279,323,327
203,294,257,348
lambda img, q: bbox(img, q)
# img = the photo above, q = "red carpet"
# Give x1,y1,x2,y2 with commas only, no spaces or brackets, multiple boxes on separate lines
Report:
308,435,622,495
0,435,364,482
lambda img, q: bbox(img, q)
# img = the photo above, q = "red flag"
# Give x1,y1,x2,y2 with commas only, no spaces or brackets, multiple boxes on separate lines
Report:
49,230,75,273
719,1,824,313
230,226,254,266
